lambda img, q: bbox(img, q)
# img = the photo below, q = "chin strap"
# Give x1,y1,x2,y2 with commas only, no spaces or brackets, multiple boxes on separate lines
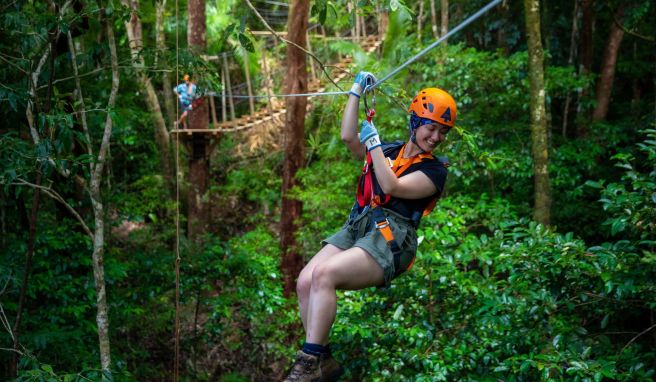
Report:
410,131,427,154
408,113,435,154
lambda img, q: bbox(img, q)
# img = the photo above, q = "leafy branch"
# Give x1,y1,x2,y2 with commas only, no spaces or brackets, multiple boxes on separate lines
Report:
11,178,92,238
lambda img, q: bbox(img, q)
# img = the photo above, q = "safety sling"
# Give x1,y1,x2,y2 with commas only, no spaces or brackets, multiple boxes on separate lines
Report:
356,143,440,275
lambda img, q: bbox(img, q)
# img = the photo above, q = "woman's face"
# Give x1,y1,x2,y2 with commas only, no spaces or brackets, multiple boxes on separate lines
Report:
415,123,450,151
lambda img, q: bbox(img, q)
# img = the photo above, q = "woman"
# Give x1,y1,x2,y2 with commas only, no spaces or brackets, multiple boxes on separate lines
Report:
284,72,457,382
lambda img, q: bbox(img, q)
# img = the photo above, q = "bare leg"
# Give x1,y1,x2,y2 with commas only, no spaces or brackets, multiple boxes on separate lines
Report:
178,110,189,129
297,244,343,330
305,247,384,345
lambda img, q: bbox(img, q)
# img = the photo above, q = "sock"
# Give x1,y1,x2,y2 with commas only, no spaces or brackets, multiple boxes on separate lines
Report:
302,342,330,357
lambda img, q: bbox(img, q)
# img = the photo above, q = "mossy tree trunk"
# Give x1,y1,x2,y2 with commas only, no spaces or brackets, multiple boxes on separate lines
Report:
524,0,552,226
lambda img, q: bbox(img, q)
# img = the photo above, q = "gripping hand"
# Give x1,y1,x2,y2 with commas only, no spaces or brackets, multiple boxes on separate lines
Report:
359,120,381,151
350,71,377,98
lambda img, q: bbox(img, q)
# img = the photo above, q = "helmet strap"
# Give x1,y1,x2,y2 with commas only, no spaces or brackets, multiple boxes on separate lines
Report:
410,130,427,154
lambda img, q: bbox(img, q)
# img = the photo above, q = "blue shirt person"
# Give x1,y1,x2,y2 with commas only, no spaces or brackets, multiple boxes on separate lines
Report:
173,74,197,129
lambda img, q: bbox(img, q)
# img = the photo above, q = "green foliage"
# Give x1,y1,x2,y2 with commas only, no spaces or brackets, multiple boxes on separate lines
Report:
183,228,296,381
2,0,655,380
587,129,656,241
330,195,655,381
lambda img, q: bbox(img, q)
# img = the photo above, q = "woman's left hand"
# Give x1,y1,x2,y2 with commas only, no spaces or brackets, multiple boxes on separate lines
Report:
359,120,381,151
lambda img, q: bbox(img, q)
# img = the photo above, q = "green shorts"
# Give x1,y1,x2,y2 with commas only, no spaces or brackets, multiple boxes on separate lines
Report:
322,206,418,287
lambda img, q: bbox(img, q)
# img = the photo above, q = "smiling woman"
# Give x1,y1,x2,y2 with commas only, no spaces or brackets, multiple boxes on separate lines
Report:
282,72,457,381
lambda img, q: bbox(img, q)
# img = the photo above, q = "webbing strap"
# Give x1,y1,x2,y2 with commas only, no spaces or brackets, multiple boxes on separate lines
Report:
390,144,432,176
357,143,430,209
371,207,406,276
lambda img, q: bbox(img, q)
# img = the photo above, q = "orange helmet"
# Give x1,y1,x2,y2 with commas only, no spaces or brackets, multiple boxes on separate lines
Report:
408,88,457,128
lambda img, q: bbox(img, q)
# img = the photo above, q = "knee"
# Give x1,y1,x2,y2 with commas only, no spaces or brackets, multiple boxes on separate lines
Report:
296,270,312,297
311,263,336,290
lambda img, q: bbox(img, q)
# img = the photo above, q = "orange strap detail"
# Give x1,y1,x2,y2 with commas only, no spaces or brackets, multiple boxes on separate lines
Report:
375,218,395,242
389,144,433,177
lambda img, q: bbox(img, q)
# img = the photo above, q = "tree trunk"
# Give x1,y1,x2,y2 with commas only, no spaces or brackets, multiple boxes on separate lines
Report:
243,48,255,114
280,0,309,296
417,0,424,41
562,0,579,137
440,0,449,43
187,135,210,237
430,0,438,39
186,0,211,240
576,0,594,136
524,0,551,226
122,0,172,188
592,6,625,123
156,0,177,127
91,16,120,376
187,0,209,131
11,172,41,378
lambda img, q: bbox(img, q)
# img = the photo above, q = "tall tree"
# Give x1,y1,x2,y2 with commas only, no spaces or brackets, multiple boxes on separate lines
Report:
592,5,625,122
430,0,438,39
576,0,594,136
15,4,119,376
186,0,212,239
280,0,310,295
89,16,120,374
440,0,449,42
122,0,173,189
524,0,552,226
155,0,177,127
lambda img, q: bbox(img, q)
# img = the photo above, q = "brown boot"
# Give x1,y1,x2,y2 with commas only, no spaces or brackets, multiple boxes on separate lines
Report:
283,350,344,382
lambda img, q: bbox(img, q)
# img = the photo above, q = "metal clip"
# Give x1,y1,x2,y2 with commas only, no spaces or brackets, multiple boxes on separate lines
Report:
363,85,376,122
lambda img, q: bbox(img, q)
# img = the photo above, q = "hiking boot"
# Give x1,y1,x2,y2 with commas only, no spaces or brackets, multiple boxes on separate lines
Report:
283,350,344,382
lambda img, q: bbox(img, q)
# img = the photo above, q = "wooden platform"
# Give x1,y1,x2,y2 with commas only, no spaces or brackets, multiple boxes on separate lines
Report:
170,129,223,136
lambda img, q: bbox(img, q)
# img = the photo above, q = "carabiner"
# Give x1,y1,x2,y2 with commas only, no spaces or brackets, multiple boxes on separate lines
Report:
363,85,376,122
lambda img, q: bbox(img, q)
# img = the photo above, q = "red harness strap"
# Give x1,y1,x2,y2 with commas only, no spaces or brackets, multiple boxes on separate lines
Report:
356,143,433,210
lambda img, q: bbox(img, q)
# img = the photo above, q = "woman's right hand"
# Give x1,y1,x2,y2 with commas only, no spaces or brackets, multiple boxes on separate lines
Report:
349,71,377,98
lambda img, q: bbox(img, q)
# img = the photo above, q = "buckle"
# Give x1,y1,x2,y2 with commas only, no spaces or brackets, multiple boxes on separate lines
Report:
375,219,390,229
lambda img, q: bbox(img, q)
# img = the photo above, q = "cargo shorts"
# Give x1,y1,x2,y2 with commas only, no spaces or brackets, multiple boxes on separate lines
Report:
322,205,418,287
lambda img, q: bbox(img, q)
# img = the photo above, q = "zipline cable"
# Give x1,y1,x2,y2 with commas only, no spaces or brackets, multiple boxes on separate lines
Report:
227,0,503,99
369,0,503,91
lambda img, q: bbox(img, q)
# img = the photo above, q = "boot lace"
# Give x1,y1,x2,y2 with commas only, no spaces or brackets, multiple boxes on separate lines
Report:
285,354,316,382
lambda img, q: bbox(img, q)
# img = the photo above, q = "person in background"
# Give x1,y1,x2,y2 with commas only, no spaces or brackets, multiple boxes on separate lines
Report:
173,74,197,129
283,71,457,382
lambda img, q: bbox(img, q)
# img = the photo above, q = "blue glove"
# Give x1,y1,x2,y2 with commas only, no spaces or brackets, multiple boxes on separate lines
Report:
350,71,377,98
359,120,381,151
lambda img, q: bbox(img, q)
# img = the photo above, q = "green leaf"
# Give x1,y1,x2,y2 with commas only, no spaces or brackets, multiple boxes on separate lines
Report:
600,314,609,329
390,0,400,12
238,32,254,53
610,219,626,236
585,180,604,189
41,364,54,373
552,334,561,348
393,304,404,320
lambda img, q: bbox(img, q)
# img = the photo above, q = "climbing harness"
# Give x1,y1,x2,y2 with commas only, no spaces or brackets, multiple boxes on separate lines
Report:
356,137,442,276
